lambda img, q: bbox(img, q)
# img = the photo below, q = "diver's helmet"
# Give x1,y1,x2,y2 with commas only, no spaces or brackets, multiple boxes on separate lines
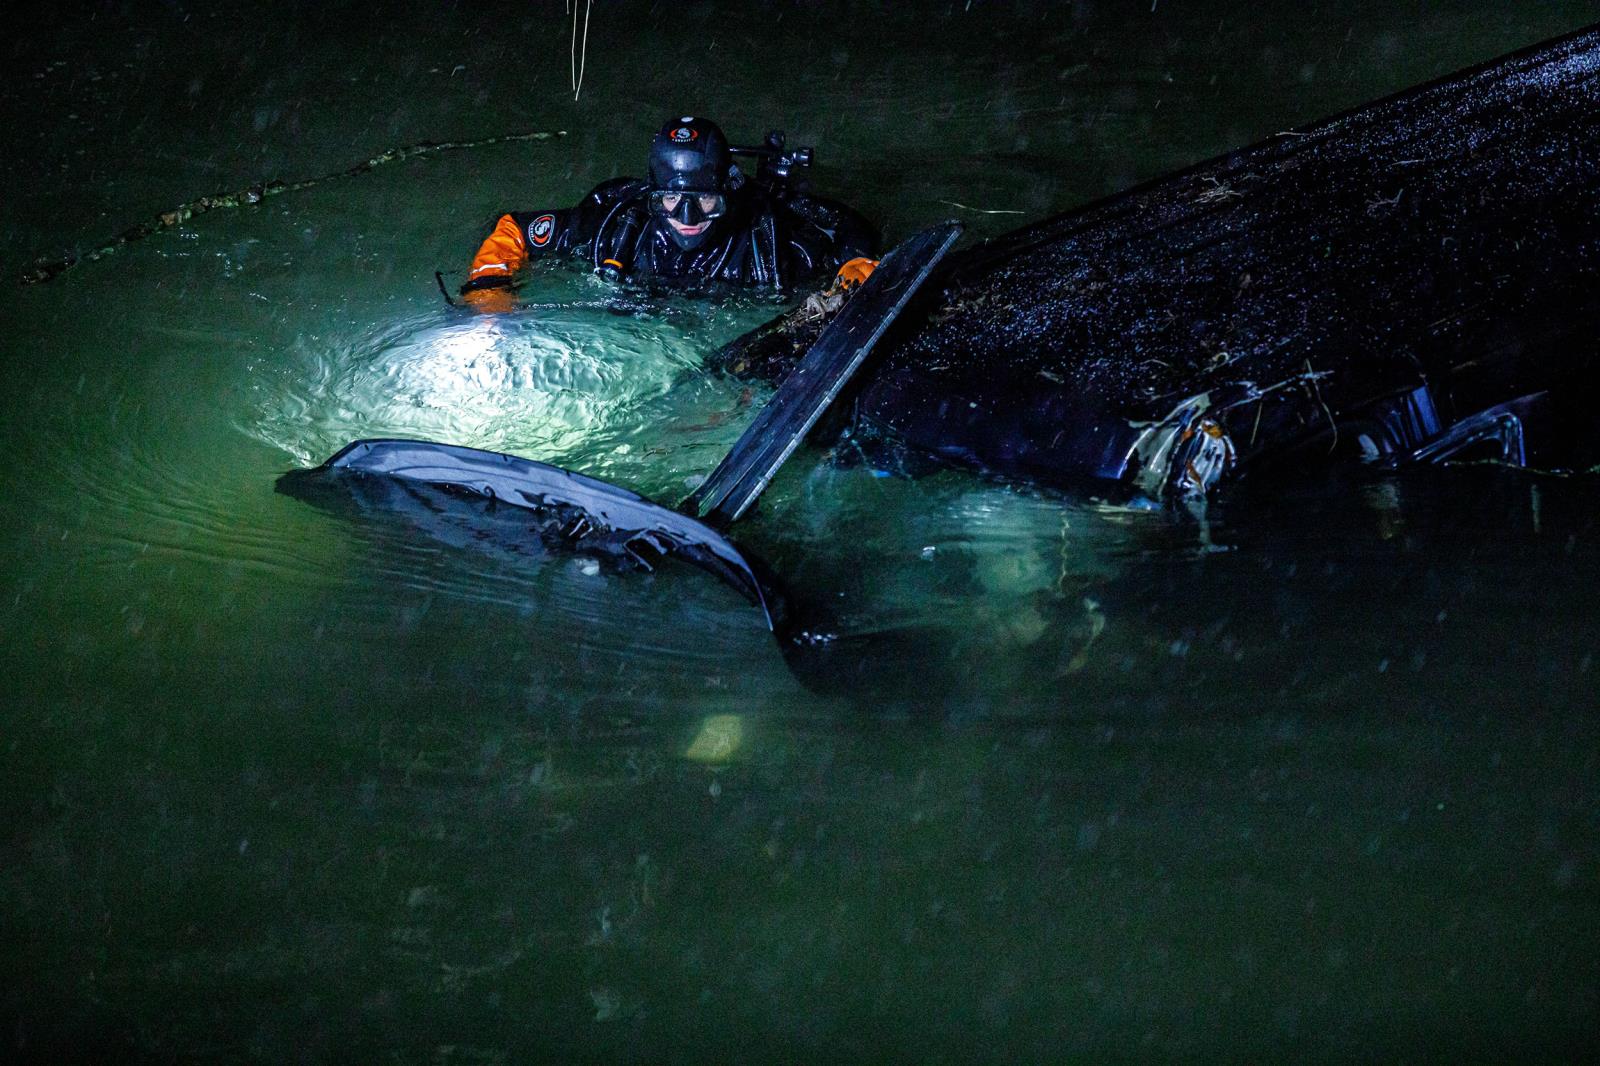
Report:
647,116,737,250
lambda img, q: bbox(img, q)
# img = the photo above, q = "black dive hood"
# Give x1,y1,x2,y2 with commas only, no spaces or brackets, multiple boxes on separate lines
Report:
648,116,734,249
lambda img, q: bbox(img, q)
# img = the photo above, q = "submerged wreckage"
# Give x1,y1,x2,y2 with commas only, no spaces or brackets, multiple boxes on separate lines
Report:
283,26,1600,632
725,24,1600,495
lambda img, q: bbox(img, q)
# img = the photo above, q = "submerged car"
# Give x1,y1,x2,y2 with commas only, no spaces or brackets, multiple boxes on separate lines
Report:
283,26,1600,637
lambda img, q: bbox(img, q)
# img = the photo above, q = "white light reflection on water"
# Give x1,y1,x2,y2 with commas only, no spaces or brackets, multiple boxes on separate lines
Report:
247,303,713,468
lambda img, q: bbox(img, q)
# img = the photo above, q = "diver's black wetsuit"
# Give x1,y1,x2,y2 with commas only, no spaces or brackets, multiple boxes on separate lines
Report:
461,177,878,297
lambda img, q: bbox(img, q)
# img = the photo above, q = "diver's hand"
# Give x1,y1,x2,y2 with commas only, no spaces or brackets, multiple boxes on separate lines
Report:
793,257,884,327
833,257,879,292
460,284,518,314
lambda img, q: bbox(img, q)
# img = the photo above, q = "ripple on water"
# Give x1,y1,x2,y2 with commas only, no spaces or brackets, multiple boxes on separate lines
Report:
25,420,330,585
245,305,712,467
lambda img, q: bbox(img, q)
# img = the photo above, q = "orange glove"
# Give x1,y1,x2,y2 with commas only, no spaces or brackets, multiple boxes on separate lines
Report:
833,257,878,291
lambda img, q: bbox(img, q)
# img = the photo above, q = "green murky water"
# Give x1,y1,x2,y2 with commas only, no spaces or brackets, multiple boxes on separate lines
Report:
3,2,1597,1061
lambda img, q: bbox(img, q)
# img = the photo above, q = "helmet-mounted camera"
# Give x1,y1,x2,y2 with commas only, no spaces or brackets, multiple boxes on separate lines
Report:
729,130,815,199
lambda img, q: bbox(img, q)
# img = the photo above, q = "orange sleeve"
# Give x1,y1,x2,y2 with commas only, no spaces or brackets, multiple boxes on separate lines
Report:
465,215,529,284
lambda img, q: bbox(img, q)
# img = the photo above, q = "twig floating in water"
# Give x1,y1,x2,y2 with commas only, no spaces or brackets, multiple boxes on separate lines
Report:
936,199,1026,215
19,128,568,285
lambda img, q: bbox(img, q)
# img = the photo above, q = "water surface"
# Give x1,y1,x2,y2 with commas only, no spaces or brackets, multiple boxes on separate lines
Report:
2,2,1596,1061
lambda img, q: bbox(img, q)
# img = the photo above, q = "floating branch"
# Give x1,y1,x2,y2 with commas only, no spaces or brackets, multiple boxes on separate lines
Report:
20,128,567,285
936,199,1026,215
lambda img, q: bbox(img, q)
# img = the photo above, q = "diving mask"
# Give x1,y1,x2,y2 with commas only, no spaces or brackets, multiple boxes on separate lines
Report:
648,189,728,226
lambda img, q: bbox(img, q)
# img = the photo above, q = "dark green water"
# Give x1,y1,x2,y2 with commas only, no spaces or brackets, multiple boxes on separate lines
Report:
3,2,1597,1062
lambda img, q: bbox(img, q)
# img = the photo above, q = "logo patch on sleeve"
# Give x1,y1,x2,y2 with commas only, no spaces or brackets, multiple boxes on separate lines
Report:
528,214,557,247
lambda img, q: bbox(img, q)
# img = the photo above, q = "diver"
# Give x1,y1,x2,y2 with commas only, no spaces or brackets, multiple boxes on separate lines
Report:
458,116,880,310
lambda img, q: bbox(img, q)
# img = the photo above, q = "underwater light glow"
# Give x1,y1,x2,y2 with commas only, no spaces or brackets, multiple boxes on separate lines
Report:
248,307,700,466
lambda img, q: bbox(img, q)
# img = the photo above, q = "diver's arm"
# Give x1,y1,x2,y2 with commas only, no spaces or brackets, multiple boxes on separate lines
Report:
458,184,644,310
784,194,880,263
817,210,880,291
782,193,881,291
460,214,529,312
458,208,580,310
